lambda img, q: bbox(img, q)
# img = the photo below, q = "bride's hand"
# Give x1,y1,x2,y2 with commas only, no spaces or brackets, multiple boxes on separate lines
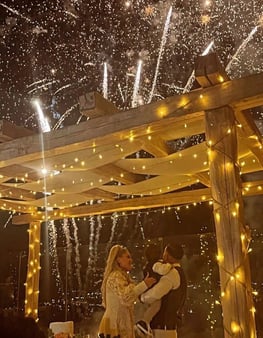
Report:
143,273,156,288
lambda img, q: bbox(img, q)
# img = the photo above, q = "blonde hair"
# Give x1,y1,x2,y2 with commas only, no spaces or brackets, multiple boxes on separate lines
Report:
101,244,128,307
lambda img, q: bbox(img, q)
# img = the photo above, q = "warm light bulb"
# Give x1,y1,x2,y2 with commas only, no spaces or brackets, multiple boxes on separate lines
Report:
231,321,241,333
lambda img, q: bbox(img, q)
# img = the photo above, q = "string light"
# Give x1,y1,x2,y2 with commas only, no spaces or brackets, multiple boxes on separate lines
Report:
25,222,41,319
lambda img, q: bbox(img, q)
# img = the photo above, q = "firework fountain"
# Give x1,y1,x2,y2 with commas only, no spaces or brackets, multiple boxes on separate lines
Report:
131,59,143,107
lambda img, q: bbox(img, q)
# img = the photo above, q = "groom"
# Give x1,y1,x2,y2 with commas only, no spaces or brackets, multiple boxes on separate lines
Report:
140,243,187,338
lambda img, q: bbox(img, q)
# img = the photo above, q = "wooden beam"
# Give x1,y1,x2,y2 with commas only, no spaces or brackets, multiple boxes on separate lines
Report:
195,52,229,87
0,199,37,213
235,110,263,167
0,120,35,143
79,91,119,119
0,72,262,169
242,179,263,197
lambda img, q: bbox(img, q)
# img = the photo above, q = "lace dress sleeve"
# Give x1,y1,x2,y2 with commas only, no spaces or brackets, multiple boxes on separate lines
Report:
107,271,147,306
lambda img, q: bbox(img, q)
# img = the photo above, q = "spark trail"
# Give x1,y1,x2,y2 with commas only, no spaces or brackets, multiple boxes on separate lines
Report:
53,104,78,130
33,99,51,132
72,218,82,291
103,62,108,99
107,212,119,252
118,83,125,103
27,80,57,95
148,6,172,103
62,218,73,290
94,214,103,260
85,202,96,285
225,25,259,73
48,220,63,294
131,60,143,108
26,78,47,89
0,3,32,23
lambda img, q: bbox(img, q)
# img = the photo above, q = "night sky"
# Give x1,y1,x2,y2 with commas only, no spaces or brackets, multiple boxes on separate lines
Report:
0,0,262,130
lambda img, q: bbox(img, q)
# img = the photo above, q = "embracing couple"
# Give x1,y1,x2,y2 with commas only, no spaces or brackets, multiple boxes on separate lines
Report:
98,243,186,338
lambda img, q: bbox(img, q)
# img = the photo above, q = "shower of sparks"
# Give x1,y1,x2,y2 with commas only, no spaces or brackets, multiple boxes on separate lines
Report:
147,6,172,103
26,78,48,89
103,62,108,99
0,1,261,127
53,84,73,96
33,99,51,132
71,218,82,291
107,212,119,252
86,202,96,285
62,218,73,290
131,59,143,107
48,220,64,294
53,103,79,130
3,212,13,228
117,212,129,241
118,83,125,103
136,211,145,240
225,25,259,73
94,214,103,260
27,80,57,95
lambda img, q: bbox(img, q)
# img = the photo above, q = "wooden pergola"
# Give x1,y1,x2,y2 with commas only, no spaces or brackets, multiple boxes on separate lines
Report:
0,54,263,337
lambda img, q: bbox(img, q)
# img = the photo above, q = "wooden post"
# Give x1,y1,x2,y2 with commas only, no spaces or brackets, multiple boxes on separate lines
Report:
195,52,257,337
25,221,41,319
205,106,256,337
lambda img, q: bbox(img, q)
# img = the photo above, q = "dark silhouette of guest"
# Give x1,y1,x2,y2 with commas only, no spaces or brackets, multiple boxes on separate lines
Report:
0,311,46,338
